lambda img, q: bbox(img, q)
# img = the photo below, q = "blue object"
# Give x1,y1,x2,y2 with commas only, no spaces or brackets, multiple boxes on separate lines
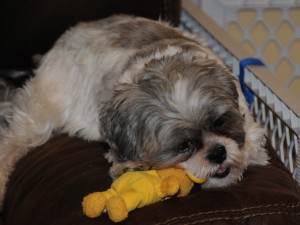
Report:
239,58,264,107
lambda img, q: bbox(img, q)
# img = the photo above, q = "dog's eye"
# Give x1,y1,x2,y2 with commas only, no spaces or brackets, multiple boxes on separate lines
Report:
213,116,226,128
175,140,198,154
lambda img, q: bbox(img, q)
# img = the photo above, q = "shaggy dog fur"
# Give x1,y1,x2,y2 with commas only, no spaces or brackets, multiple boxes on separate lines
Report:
0,15,269,209
0,77,16,133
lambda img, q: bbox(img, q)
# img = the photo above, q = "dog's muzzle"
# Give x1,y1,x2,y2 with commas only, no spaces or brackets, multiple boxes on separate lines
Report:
207,145,227,164
207,145,231,179
213,166,231,178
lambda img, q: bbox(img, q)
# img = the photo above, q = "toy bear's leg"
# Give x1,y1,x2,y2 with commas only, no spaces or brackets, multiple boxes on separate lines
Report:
177,176,194,197
82,192,107,218
106,196,128,222
160,176,180,196
106,191,144,222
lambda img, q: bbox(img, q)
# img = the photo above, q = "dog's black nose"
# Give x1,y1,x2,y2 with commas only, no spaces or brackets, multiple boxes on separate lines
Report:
207,145,227,164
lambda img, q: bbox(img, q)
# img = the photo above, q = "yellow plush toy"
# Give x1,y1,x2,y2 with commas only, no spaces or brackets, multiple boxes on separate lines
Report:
82,168,205,222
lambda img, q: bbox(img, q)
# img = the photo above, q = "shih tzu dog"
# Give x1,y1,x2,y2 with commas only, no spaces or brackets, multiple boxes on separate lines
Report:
0,15,269,208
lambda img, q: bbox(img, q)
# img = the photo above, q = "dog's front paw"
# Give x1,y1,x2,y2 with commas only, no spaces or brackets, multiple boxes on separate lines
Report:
105,149,152,179
244,140,270,167
110,162,152,179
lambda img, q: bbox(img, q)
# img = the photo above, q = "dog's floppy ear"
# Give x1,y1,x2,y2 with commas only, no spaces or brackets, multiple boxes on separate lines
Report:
208,64,240,109
99,84,140,162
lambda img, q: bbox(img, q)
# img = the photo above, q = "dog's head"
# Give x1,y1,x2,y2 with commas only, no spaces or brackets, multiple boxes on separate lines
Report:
100,57,248,188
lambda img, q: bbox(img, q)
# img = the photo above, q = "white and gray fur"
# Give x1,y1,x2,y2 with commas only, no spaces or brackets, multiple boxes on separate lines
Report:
0,15,269,209
0,77,16,133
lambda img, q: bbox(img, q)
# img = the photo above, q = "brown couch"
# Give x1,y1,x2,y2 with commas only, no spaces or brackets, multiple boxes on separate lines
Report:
1,0,300,224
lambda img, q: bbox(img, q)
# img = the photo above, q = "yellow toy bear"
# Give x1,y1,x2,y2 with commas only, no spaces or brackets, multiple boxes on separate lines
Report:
82,168,205,222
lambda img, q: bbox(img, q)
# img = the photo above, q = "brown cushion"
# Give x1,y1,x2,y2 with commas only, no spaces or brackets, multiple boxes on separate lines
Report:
2,135,300,225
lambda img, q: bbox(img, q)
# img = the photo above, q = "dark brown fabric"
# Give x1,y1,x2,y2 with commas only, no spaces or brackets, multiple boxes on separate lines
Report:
2,135,300,225
0,0,181,70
